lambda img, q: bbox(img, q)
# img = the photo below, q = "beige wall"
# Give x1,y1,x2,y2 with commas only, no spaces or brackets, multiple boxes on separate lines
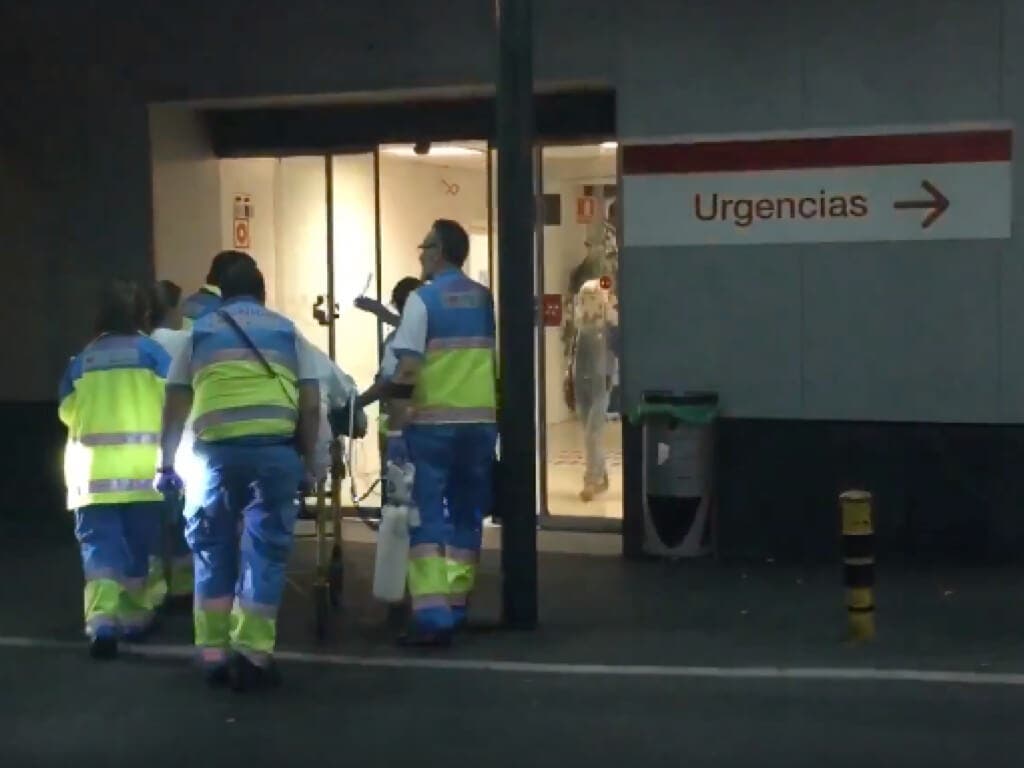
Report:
219,158,277,306
378,153,489,294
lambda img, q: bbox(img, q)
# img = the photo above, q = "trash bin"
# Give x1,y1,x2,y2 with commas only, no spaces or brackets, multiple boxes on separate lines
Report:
630,391,719,558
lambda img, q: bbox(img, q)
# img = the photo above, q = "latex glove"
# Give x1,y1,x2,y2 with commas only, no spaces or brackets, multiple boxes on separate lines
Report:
155,467,184,499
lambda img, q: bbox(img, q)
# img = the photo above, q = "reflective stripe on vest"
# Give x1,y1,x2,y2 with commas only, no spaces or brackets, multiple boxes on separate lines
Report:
425,336,493,351
413,346,496,424
78,432,160,447
189,301,301,442
409,270,497,426
189,347,297,378
192,404,296,436
88,478,155,494
414,406,497,424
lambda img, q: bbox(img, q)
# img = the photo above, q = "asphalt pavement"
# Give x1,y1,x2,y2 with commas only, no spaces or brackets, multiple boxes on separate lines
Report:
2,520,1024,766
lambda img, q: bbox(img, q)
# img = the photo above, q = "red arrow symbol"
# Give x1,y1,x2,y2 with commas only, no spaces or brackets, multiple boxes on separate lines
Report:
893,180,949,229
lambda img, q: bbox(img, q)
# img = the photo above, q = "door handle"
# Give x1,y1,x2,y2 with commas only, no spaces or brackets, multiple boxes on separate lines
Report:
312,295,340,326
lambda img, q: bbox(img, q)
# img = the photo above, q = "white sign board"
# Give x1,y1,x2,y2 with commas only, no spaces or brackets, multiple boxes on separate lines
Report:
623,127,1012,246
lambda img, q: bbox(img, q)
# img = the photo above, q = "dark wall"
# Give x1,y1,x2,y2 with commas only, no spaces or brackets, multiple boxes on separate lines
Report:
0,404,65,524
625,417,1024,565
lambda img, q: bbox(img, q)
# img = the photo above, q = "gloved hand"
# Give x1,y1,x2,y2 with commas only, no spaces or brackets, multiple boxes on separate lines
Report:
299,463,317,495
155,467,184,498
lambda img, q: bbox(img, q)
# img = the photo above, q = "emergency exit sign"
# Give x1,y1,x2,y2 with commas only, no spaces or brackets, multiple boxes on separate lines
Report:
622,125,1012,246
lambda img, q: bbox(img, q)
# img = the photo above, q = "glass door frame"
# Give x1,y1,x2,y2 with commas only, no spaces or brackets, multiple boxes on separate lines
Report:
317,137,624,528
533,138,622,532
320,146,385,364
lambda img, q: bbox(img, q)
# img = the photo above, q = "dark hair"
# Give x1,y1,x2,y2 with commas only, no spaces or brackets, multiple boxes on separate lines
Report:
206,250,255,286
148,279,182,329
390,277,423,313
432,219,470,268
219,259,266,303
95,280,146,336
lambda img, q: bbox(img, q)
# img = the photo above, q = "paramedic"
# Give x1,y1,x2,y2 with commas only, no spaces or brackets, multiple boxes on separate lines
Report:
157,260,320,690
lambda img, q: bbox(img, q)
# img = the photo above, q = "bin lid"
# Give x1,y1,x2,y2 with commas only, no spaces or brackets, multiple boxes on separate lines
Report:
629,391,719,425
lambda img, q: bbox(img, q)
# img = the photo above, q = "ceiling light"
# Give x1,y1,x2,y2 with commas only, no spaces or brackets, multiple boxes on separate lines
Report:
383,145,484,158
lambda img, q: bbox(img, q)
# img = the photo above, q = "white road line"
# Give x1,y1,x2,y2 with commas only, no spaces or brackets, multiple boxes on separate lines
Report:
1,635,1023,687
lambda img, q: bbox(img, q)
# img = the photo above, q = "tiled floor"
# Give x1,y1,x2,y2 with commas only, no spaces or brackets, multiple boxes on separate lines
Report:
543,418,623,519
338,416,625,520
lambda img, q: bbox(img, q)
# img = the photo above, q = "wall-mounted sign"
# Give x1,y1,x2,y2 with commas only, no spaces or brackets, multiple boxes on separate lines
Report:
232,193,253,250
576,196,596,223
233,219,251,249
233,194,254,220
542,294,563,327
622,126,1012,246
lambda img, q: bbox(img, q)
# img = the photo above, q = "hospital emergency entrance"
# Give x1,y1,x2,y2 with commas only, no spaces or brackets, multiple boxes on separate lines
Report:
148,88,618,536
161,129,624,532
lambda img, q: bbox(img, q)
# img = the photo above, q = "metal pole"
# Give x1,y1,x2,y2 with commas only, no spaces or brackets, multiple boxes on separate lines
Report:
324,154,337,360
495,0,538,629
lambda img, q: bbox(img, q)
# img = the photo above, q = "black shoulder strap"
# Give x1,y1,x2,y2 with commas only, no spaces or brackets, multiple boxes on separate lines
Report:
217,309,297,408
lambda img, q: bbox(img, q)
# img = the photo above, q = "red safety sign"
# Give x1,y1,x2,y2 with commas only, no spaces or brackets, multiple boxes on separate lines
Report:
233,219,251,250
576,196,596,223
542,294,562,327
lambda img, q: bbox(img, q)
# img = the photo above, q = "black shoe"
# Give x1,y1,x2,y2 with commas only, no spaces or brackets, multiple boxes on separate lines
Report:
89,634,118,660
229,653,282,693
397,627,453,648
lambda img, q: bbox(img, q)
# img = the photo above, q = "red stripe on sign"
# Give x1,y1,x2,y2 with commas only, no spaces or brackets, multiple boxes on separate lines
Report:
623,130,1012,174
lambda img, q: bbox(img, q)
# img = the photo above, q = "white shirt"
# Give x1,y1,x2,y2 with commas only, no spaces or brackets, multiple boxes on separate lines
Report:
150,327,190,362
379,330,399,379
308,345,357,409
307,344,357,480
389,291,428,361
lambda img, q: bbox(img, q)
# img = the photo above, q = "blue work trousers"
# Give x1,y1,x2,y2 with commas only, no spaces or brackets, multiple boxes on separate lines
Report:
74,502,164,638
185,442,302,665
405,423,497,633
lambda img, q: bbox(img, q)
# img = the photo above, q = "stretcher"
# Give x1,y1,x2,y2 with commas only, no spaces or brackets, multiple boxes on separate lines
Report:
294,399,379,642
310,439,346,641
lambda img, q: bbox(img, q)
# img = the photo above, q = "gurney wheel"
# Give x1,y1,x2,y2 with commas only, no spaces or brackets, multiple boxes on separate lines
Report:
313,582,330,642
328,546,343,608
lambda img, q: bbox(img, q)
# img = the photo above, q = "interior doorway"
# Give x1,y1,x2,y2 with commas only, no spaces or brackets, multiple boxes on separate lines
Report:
213,138,620,527
538,142,622,525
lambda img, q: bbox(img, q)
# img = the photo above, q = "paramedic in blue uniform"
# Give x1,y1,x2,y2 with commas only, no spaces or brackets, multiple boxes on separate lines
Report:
386,220,497,646
158,259,320,690
180,250,253,329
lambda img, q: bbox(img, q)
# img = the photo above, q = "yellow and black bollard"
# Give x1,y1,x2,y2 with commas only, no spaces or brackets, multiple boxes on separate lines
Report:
840,490,875,641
